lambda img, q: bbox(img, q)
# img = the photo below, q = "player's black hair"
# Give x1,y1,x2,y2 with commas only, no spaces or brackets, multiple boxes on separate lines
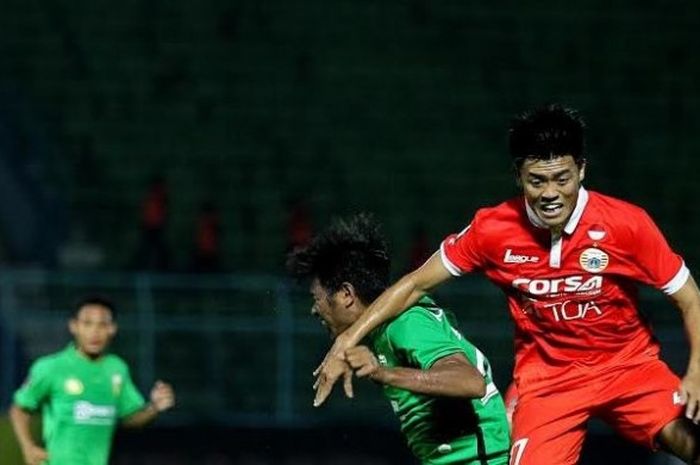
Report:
286,213,390,305
72,295,116,320
509,103,586,169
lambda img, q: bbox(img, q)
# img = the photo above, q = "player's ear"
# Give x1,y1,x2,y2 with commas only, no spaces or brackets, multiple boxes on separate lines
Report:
109,322,118,336
68,318,78,336
339,282,357,309
578,160,586,182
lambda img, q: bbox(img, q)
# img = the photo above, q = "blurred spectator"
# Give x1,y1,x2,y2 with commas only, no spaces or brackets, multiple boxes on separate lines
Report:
57,225,104,269
190,201,222,273
133,176,170,270
285,198,312,253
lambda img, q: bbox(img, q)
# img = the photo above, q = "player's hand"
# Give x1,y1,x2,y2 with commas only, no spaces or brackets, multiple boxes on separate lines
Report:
150,380,176,412
680,371,700,423
21,444,48,465
313,335,354,407
345,346,383,380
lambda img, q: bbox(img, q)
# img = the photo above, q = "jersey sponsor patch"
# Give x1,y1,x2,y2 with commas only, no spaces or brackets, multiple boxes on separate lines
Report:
73,401,116,424
64,378,84,395
579,248,609,273
504,249,540,264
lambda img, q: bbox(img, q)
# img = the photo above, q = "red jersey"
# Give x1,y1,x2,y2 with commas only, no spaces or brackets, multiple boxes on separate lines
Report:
441,188,689,396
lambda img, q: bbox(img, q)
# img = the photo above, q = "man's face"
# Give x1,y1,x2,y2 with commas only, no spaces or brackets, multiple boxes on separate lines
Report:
518,155,585,231
310,278,356,339
69,304,117,357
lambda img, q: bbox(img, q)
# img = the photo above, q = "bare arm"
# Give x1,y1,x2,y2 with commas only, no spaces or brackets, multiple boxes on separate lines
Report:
9,405,48,465
347,348,485,398
313,252,454,406
668,275,700,422
342,252,453,351
121,380,175,429
120,403,160,428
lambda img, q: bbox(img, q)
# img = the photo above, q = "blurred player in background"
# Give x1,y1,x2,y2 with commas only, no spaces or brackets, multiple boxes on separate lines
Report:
314,104,700,464
288,214,510,464
9,296,175,465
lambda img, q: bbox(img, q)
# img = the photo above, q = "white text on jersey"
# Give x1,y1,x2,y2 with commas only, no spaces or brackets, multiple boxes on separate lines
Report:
512,275,603,296
503,249,540,264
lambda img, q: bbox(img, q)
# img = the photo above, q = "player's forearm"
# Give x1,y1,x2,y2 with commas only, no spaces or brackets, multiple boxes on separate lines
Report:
120,403,159,428
9,405,38,451
373,365,486,398
345,275,425,347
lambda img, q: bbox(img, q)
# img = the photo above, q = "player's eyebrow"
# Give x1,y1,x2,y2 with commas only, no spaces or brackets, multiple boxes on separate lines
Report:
528,169,573,180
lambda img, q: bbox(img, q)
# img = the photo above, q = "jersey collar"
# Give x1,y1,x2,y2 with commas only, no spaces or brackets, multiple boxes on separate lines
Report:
524,186,589,235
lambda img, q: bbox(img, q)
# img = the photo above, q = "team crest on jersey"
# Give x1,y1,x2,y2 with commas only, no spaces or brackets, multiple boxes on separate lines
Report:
377,354,388,366
64,378,84,395
112,374,123,396
579,248,609,273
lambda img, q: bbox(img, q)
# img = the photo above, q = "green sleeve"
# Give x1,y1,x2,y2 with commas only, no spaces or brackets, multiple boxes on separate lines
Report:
13,360,52,411
385,309,464,369
118,367,146,418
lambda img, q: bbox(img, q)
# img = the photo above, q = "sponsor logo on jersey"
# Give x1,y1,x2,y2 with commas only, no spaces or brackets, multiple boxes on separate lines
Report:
503,249,540,264
579,248,609,273
512,275,603,296
112,374,123,396
587,224,607,242
73,401,116,424
543,300,602,322
64,378,84,395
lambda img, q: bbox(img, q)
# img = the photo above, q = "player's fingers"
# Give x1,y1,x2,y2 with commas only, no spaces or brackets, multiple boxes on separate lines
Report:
684,394,698,422
343,369,354,398
313,378,333,407
355,364,373,378
313,359,325,377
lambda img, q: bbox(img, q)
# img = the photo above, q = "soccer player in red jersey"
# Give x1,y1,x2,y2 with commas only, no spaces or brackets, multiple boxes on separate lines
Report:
313,104,700,464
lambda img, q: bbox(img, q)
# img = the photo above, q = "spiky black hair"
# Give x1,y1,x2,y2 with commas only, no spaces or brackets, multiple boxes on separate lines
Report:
286,213,390,304
509,103,586,169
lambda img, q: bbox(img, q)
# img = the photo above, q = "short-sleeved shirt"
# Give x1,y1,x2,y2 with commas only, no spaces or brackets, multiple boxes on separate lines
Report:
440,188,688,396
14,344,145,465
370,296,510,464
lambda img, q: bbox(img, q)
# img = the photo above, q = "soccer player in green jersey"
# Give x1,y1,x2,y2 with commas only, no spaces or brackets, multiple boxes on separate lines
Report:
287,214,509,465
9,296,175,465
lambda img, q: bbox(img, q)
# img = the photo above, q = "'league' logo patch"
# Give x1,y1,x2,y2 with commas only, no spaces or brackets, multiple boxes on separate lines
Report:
579,248,609,273
64,378,84,395
112,374,123,396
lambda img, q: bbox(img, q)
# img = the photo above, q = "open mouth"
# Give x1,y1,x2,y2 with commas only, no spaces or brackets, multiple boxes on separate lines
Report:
539,203,564,218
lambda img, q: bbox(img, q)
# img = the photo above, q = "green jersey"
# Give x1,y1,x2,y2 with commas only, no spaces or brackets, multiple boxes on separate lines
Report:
13,344,146,465
370,297,510,465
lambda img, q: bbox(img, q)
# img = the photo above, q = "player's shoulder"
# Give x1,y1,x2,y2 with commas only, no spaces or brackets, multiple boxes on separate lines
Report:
30,349,69,373
588,191,648,216
586,191,653,230
103,353,131,371
472,197,523,223
388,297,445,330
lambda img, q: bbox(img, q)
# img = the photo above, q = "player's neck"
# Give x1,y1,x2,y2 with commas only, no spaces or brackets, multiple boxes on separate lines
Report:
75,346,106,361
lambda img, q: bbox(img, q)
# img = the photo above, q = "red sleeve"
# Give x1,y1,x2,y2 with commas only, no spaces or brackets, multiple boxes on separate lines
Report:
440,211,487,275
628,208,688,294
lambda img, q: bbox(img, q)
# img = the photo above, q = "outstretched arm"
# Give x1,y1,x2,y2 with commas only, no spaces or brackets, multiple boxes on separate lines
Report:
313,252,454,406
668,276,700,423
121,381,175,428
9,405,48,465
346,347,485,398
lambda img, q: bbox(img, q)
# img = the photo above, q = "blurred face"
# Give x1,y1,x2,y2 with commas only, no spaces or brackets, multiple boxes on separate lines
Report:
309,278,359,339
518,155,585,232
69,304,117,358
